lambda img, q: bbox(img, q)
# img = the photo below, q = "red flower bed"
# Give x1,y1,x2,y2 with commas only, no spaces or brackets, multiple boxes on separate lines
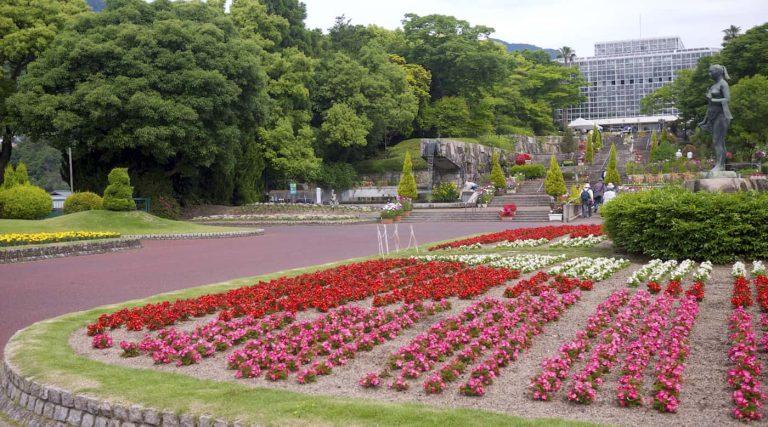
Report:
428,225,603,251
755,275,768,312
504,273,592,298
732,276,754,308
86,259,477,335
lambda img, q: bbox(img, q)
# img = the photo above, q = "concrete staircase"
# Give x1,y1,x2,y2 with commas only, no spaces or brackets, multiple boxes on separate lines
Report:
399,207,550,223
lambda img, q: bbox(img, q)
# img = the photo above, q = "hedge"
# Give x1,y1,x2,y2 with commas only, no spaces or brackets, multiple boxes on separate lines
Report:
64,192,103,214
509,164,546,179
0,185,52,219
601,187,768,263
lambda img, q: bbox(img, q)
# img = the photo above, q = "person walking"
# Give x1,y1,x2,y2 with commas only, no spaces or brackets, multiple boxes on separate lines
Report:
602,183,617,204
592,179,605,212
580,184,594,218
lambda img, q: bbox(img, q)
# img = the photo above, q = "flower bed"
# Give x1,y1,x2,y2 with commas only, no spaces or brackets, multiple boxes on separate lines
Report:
549,235,606,248
547,257,630,281
428,225,603,251
496,238,549,248
727,308,766,421
0,231,121,247
416,253,567,273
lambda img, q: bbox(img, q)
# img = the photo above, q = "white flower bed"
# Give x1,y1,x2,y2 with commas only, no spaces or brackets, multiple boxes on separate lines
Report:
692,261,714,283
495,239,549,248
457,243,483,251
732,261,748,278
752,261,766,277
415,253,567,273
626,259,679,287
669,259,695,282
549,235,607,248
548,257,630,281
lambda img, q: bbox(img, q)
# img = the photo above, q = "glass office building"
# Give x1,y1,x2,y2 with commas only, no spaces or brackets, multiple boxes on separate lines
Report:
565,37,719,128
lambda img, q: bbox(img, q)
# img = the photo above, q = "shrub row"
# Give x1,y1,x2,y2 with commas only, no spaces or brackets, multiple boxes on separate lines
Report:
509,164,546,179
601,187,768,263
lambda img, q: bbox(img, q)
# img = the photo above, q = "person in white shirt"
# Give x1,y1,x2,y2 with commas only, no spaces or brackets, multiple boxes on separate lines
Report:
603,183,617,204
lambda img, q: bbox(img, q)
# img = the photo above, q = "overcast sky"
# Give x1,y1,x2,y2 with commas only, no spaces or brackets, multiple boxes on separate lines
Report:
300,0,767,57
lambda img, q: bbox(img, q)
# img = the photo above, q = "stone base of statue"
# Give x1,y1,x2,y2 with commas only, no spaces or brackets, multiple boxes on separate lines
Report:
683,172,763,193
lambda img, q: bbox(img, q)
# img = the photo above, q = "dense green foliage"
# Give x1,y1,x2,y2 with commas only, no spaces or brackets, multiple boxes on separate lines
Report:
490,152,506,190
10,139,68,190
397,152,418,199
560,127,576,154
431,182,460,202
63,191,102,214
0,0,89,184
585,136,594,164
601,187,768,263
0,184,52,219
102,168,135,211
544,155,566,198
9,0,587,202
509,164,546,179
150,194,182,220
604,144,621,186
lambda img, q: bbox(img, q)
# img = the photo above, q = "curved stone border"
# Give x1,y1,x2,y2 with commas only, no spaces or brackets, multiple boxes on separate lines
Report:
0,358,235,427
194,220,375,227
123,230,264,240
0,239,142,264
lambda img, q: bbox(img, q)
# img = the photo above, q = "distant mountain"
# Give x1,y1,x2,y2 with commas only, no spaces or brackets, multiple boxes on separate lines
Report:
86,0,105,12
491,39,558,59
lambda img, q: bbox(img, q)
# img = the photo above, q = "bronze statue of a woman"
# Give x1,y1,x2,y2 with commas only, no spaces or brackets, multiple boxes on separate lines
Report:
697,64,733,172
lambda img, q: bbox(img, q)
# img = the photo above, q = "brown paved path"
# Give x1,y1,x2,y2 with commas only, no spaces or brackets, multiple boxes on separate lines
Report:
0,219,601,354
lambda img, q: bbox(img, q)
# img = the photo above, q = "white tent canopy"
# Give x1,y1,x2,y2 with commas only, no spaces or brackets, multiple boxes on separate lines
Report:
567,117,602,131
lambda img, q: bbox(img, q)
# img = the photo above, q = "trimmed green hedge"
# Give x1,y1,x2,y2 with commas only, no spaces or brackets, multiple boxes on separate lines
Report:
64,191,103,214
0,185,52,219
509,164,546,179
601,187,768,263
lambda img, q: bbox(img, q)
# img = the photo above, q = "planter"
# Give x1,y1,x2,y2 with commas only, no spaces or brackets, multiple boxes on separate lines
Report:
380,218,394,224
548,213,563,222
401,210,411,217
394,215,402,222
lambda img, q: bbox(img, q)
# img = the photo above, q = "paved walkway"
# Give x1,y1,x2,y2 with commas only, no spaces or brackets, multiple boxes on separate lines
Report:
0,219,601,354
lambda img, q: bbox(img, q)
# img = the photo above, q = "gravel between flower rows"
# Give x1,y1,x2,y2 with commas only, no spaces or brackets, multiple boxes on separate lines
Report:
71,262,757,427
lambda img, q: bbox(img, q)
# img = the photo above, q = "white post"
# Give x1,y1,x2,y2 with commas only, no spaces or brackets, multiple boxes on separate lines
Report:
316,187,322,204
68,147,74,192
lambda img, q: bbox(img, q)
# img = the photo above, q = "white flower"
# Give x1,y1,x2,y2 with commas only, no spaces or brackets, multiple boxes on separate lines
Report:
549,235,607,248
732,261,747,278
692,261,713,283
752,261,766,277
549,257,629,281
496,238,549,248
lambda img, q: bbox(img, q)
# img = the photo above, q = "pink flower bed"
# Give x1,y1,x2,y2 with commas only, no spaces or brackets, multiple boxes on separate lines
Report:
728,308,766,421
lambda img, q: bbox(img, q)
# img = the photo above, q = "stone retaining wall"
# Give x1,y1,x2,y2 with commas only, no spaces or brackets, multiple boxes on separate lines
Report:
0,239,142,264
123,230,264,240
0,358,242,427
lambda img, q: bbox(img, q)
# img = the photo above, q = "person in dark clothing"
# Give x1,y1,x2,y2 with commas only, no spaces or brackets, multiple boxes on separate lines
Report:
592,179,605,212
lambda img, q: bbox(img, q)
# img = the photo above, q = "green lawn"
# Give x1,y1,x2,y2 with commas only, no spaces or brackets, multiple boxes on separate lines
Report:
5,246,608,427
0,210,252,235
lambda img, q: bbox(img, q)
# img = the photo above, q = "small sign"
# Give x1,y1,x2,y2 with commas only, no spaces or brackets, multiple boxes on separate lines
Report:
289,182,297,194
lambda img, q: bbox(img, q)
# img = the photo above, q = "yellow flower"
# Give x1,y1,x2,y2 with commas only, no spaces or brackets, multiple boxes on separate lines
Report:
0,231,120,247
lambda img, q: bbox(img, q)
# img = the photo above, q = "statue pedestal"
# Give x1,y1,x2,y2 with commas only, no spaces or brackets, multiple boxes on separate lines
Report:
684,175,755,193
700,171,738,179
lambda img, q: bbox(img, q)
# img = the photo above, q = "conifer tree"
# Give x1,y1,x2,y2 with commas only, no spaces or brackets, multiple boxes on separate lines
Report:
490,152,506,191
604,144,621,185
14,163,30,186
544,155,567,199
103,168,136,211
397,152,418,200
594,126,602,152
585,137,594,164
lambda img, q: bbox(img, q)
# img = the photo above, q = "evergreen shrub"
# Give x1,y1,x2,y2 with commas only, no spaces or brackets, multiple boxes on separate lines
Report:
103,168,136,211
601,187,768,263
63,192,103,214
509,164,546,179
0,185,52,219
432,182,460,202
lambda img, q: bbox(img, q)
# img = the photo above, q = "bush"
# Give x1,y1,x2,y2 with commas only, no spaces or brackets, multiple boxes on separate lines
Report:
601,187,768,263
397,152,418,199
490,152,506,190
103,168,136,211
0,185,52,219
151,195,181,220
63,192,103,214
432,182,460,202
544,155,566,198
562,159,576,166
509,164,546,179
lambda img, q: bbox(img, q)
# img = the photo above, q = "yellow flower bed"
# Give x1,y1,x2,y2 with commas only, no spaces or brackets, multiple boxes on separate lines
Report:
0,231,121,247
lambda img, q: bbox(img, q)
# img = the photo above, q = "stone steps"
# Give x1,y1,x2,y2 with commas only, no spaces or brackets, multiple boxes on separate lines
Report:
399,209,550,223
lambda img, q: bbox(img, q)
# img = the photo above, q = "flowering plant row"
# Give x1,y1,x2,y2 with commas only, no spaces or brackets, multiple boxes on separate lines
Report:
529,289,631,401
616,293,676,407
415,253,567,273
652,295,700,413
753,261,766,277
692,261,714,283
87,259,478,334
496,238,549,248
371,265,519,306
626,259,679,287
733,262,749,279
0,231,121,247
504,273,593,298
428,225,602,251
567,291,650,404
668,259,695,282
547,257,630,281
549,235,606,248
728,308,766,421
226,301,450,382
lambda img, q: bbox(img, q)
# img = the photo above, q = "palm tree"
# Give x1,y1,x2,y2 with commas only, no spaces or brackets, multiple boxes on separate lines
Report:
557,46,576,65
722,25,741,44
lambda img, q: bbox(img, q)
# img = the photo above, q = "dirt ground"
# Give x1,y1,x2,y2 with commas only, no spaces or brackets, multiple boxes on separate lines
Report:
71,261,754,427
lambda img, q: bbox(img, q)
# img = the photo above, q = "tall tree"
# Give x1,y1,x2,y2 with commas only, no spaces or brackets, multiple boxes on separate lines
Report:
397,151,417,199
11,0,271,203
544,155,566,199
556,46,576,65
720,22,768,84
604,144,621,186
722,25,742,45
730,75,768,158
0,0,89,184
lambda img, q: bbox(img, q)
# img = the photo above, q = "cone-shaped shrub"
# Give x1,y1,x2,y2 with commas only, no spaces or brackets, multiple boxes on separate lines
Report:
490,152,506,191
103,168,136,211
585,137,594,164
604,144,621,185
397,152,418,200
545,155,567,198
